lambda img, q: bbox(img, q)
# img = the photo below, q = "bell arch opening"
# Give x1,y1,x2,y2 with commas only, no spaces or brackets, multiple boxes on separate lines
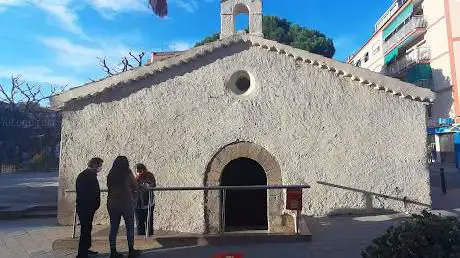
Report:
233,3,250,33
203,142,283,234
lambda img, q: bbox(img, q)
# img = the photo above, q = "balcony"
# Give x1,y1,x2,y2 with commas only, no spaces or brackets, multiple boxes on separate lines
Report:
383,15,427,54
384,46,430,76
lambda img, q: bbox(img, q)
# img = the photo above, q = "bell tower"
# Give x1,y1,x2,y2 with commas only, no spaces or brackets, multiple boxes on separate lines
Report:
220,0,263,39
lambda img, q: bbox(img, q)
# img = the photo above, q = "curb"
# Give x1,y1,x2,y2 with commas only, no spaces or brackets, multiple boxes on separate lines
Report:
0,205,57,220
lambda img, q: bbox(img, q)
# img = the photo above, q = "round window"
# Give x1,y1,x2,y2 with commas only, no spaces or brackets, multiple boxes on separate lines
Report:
227,70,255,96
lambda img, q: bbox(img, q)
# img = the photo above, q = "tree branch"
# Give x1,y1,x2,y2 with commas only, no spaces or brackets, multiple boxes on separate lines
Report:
98,57,115,76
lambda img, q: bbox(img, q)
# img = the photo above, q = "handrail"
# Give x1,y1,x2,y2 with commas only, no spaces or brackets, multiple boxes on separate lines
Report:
68,184,311,239
65,184,311,193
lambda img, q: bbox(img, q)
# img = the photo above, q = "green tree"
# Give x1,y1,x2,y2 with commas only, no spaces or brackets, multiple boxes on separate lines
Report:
195,33,221,47
195,16,335,58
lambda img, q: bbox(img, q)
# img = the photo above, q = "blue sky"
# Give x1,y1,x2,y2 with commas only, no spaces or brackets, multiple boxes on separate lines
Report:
0,0,394,90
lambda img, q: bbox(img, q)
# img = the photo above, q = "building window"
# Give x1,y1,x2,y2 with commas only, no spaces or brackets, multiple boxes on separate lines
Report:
364,53,369,63
355,60,362,67
372,44,380,54
426,105,432,118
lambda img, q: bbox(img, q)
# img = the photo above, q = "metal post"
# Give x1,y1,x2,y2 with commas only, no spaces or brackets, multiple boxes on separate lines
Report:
295,210,301,235
220,189,226,234
441,168,447,194
146,190,152,239
72,205,77,239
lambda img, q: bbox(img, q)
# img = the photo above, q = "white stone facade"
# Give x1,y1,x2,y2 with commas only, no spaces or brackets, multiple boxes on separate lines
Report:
53,36,434,233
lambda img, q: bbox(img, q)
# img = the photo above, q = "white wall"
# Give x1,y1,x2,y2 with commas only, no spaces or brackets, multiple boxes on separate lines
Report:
350,31,385,72
58,45,431,232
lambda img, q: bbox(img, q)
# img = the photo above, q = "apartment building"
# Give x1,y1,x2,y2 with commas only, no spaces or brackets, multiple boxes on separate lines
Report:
348,0,460,166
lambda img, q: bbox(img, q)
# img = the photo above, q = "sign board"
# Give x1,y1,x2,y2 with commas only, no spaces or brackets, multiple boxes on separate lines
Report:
286,189,302,210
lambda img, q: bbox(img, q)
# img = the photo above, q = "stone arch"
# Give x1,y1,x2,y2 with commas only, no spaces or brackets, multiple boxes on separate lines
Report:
220,0,263,39
203,141,284,233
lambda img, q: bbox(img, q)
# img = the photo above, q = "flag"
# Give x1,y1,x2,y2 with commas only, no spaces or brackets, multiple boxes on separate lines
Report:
149,0,168,17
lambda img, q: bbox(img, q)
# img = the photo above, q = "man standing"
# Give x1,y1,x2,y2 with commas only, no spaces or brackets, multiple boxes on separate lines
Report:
135,163,156,236
76,157,103,258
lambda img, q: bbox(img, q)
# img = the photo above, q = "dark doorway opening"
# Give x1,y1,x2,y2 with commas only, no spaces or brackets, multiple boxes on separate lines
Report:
220,157,268,231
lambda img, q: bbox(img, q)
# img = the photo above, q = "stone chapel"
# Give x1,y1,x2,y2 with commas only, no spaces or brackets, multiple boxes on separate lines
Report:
52,0,435,234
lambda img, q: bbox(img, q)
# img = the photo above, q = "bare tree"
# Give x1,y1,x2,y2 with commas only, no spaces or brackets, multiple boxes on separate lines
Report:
97,51,146,77
0,75,65,113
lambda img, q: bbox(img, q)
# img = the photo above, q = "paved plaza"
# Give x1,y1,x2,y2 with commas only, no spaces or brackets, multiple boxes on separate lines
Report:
1,169,460,257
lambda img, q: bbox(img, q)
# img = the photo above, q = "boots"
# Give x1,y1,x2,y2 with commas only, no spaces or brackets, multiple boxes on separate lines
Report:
109,249,123,258
128,247,141,258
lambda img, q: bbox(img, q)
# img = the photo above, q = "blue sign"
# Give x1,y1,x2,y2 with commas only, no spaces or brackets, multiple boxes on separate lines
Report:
438,118,454,126
427,126,460,135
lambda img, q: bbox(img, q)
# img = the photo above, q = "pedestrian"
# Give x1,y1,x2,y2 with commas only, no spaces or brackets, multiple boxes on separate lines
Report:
76,157,104,258
107,156,141,258
135,163,156,236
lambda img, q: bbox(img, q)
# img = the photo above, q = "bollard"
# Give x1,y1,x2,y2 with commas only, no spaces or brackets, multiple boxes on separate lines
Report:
441,168,447,194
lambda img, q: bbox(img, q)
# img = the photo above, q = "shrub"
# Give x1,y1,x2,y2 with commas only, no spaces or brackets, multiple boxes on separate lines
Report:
362,210,460,258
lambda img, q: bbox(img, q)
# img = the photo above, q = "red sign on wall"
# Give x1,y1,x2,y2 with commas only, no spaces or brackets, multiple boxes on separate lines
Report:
214,254,243,258
286,189,302,210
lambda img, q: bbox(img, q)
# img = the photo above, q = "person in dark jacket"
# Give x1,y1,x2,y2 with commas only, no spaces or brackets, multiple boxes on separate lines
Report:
75,157,103,258
135,163,156,236
107,156,140,258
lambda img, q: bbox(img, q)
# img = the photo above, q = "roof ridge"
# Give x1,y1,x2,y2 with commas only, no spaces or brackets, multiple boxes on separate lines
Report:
51,34,435,110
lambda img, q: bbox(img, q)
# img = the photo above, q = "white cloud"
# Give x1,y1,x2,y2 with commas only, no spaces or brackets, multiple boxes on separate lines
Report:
0,0,22,6
39,36,141,76
168,41,192,51
170,0,199,13
0,0,85,37
40,37,104,68
35,2,85,37
0,65,83,86
87,0,147,12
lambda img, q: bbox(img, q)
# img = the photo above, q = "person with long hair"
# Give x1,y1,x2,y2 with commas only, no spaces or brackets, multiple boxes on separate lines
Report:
107,156,140,258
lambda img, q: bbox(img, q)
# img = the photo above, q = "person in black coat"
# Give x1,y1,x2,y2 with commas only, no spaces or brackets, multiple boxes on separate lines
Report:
76,157,104,258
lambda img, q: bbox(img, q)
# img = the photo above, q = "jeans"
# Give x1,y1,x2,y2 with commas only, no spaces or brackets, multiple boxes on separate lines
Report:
76,207,96,258
135,206,154,235
108,203,135,251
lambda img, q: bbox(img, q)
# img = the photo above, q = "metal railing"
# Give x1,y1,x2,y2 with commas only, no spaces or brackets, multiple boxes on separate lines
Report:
66,184,311,239
384,46,431,76
383,15,427,53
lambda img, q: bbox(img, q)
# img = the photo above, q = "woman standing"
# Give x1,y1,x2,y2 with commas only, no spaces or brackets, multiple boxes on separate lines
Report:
135,163,156,236
107,156,141,258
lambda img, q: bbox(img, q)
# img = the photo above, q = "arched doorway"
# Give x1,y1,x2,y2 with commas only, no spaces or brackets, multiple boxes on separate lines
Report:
204,142,283,234
220,158,268,231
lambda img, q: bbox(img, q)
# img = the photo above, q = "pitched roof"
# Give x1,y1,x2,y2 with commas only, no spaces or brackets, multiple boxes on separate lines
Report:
51,34,435,110
145,51,184,65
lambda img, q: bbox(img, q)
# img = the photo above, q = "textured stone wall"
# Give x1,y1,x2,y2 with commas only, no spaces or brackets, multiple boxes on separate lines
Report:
58,46,431,233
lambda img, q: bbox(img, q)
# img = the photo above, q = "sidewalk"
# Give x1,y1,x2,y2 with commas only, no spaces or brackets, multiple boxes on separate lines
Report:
0,218,71,258
0,172,58,220
6,214,408,258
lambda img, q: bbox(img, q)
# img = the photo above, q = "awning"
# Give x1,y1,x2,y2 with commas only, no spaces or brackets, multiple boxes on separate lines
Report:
406,64,432,83
383,3,414,40
384,47,400,64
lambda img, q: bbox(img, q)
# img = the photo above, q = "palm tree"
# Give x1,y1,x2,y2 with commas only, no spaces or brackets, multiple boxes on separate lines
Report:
149,0,168,17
